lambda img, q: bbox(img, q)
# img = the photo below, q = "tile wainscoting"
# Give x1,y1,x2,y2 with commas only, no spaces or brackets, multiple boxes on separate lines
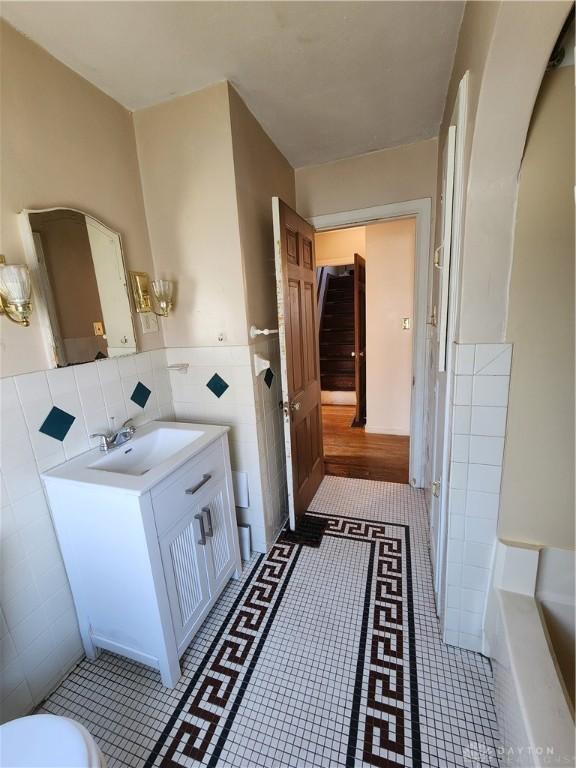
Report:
1,341,288,724
167,340,288,555
444,342,513,653
0,350,173,722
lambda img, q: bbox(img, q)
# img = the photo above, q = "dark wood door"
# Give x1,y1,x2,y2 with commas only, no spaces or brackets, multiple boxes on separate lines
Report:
353,252,367,425
273,198,324,528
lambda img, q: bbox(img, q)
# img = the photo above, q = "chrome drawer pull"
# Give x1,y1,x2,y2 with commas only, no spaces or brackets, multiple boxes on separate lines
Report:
185,473,212,495
202,506,213,537
195,513,207,546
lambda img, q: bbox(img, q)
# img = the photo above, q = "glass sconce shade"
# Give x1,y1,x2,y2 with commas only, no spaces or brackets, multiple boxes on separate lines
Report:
0,265,31,304
151,279,174,317
0,264,32,326
152,279,174,302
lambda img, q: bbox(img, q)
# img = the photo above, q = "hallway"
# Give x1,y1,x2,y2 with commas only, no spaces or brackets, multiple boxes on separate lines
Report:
37,477,498,768
322,406,410,483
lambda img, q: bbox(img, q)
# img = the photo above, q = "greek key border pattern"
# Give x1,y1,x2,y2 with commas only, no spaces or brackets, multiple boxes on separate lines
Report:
146,514,420,768
312,515,421,768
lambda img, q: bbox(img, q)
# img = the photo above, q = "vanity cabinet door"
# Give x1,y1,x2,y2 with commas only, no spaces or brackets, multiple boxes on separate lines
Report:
201,479,237,595
159,509,211,650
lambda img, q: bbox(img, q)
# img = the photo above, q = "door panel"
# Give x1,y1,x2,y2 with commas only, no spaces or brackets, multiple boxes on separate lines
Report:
303,282,317,384
273,198,325,528
288,279,304,393
353,253,367,425
86,218,136,356
302,236,313,269
294,419,310,493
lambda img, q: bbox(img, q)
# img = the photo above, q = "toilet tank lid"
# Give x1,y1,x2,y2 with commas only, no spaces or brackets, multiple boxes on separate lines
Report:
0,714,103,767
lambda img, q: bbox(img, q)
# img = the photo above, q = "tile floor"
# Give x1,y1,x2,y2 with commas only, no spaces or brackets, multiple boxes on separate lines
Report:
38,477,499,767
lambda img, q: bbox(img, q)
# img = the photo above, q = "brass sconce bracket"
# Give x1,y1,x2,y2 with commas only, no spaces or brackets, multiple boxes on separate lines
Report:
130,271,153,313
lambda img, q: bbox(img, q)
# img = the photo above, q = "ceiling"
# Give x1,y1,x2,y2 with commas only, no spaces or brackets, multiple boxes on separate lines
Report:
2,1,464,168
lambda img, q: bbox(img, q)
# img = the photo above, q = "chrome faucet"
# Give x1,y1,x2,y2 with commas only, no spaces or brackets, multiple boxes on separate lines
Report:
91,418,136,452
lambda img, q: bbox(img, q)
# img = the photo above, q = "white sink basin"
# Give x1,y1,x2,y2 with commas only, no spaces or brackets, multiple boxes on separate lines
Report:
89,427,203,476
41,421,230,495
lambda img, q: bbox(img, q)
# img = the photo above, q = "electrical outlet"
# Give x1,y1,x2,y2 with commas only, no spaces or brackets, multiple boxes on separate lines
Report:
93,321,104,336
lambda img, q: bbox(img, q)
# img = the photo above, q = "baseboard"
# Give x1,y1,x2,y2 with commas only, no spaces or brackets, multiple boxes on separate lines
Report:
365,425,409,436
321,390,356,405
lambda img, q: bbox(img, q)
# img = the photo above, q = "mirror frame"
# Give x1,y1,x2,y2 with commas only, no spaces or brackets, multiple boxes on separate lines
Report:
18,207,138,369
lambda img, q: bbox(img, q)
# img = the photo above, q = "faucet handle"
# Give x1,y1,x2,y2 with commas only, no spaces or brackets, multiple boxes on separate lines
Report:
122,418,136,435
90,433,111,451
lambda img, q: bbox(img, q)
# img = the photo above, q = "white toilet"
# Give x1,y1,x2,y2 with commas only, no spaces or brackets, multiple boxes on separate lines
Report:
0,714,106,768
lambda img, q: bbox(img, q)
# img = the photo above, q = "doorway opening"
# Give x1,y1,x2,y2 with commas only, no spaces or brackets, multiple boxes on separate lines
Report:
315,218,416,484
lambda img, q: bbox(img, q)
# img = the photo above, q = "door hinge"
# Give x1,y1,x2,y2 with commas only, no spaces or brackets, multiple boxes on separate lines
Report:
432,480,441,498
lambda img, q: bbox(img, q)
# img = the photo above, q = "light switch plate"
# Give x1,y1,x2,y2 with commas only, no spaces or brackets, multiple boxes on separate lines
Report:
140,312,159,334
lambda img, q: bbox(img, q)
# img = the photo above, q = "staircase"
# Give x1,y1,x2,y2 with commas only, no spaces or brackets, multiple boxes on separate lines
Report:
319,273,355,391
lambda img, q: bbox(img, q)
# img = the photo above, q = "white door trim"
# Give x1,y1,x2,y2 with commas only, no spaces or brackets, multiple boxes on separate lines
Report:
434,72,469,618
310,197,432,488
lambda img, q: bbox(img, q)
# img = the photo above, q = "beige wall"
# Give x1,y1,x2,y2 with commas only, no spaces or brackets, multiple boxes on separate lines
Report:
499,66,575,549
436,1,571,342
228,85,296,336
365,219,415,436
315,227,365,267
295,138,438,220
134,82,248,348
433,0,499,335
0,21,160,377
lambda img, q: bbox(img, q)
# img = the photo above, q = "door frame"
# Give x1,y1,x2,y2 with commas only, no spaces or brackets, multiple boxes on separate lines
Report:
432,72,469,618
310,197,431,488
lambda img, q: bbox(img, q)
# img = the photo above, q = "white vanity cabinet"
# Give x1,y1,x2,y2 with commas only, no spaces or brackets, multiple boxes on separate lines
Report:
153,442,238,655
42,423,242,687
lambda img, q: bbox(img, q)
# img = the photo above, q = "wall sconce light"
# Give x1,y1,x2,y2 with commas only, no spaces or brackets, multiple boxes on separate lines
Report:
0,255,32,326
130,271,175,318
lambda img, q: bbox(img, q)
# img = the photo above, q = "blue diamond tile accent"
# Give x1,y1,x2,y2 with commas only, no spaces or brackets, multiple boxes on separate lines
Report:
39,406,75,442
131,381,151,408
206,373,229,399
264,368,274,389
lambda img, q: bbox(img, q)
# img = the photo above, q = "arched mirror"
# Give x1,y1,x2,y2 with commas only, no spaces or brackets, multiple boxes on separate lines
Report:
19,208,137,367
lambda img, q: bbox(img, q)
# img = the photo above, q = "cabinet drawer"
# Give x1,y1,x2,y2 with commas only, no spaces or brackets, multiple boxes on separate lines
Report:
152,440,224,536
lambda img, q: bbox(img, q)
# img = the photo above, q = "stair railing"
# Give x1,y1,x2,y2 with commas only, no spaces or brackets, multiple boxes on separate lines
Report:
317,266,330,319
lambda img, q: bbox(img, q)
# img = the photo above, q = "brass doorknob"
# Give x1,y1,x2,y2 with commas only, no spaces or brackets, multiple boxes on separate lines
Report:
290,401,301,412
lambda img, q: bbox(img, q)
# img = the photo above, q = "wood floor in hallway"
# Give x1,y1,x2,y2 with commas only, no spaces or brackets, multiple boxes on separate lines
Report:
322,404,410,483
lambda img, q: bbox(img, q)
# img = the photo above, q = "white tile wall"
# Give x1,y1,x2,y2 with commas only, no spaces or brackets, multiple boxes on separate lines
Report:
445,342,512,653
0,350,173,723
1,340,290,723
167,343,287,555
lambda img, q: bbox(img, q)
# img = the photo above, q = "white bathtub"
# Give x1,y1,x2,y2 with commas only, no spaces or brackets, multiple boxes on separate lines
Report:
484,542,575,767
